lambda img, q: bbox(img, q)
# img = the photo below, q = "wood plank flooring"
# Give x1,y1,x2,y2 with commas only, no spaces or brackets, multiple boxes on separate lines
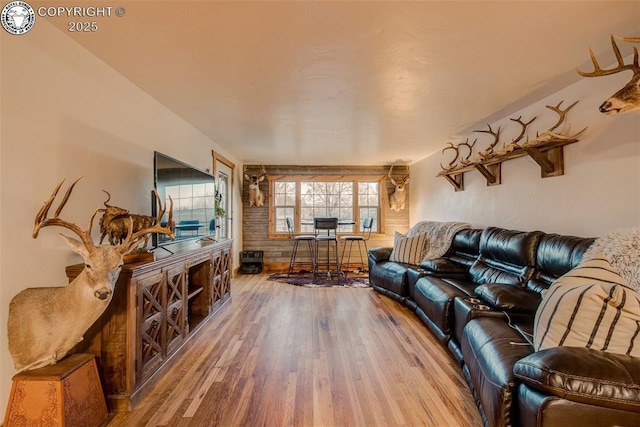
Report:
109,274,482,427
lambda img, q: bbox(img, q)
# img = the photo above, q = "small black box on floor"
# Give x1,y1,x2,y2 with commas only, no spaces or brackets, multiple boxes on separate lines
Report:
241,250,263,274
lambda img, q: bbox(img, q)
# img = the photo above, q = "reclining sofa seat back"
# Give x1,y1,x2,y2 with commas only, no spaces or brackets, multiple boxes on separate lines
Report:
526,233,596,295
459,233,599,427
406,229,482,307
420,228,482,274
368,228,482,304
413,227,543,344
468,227,543,287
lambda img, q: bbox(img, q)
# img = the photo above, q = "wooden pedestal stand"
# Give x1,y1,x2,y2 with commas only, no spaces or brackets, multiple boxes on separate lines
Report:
3,354,109,427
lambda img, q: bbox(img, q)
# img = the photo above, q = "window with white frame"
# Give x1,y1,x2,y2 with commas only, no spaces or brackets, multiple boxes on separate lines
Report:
270,176,382,237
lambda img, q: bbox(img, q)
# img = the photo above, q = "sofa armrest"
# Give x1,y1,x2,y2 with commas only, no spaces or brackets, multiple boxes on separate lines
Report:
419,258,469,275
475,283,541,314
368,247,393,263
514,347,640,413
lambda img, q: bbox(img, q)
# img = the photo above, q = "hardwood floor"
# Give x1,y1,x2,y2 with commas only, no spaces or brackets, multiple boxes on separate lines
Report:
109,274,482,426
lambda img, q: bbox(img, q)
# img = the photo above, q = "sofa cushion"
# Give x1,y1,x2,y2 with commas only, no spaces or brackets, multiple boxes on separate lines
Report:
419,258,469,275
514,347,640,413
414,276,476,340
389,231,428,265
475,284,541,314
534,255,640,357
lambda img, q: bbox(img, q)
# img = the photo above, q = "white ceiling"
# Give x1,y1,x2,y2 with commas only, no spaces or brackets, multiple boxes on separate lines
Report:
47,1,639,166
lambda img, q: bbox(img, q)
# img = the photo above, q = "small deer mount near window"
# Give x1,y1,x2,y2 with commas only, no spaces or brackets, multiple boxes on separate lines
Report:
437,100,586,191
577,35,640,115
387,165,410,211
8,178,175,372
244,165,267,207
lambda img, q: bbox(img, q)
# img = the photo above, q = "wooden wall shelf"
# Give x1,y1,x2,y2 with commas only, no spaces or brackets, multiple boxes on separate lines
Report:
437,137,578,191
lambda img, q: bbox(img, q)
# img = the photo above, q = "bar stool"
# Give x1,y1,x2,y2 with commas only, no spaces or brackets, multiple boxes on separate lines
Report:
340,217,373,276
313,217,340,279
286,217,316,277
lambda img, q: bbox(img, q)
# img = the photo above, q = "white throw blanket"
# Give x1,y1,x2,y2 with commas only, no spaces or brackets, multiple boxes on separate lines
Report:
582,227,640,292
406,221,472,261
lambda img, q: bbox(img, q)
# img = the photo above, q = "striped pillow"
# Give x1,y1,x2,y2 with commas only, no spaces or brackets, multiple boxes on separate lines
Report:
389,231,429,265
534,254,640,357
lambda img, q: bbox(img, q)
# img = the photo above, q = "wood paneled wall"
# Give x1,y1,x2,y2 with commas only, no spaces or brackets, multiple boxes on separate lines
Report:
242,165,410,271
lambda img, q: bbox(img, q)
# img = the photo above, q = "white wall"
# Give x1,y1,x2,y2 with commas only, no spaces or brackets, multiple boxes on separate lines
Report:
0,21,242,419
410,67,640,236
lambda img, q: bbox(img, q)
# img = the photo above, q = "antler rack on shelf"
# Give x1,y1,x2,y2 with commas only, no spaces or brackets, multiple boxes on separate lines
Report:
437,100,586,192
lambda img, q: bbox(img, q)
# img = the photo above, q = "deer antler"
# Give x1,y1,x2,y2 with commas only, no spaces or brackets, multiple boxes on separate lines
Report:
521,100,585,146
615,35,640,43
102,190,111,207
33,177,98,250
545,100,579,133
457,138,477,165
119,189,174,254
440,142,461,171
474,124,502,159
510,115,537,144
577,35,640,78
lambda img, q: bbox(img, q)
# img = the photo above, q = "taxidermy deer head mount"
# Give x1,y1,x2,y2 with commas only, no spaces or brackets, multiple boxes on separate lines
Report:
244,165,267,207
577,35,640,114
8,178,174,372
388,165,409,212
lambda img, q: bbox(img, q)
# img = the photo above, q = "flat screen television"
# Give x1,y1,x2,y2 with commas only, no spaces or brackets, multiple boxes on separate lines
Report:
152,151,217,247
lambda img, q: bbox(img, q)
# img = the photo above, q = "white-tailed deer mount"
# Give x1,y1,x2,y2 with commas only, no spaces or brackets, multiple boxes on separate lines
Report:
8,178,175,372
387,165,409,212
577,35,640,114
244,165,267,207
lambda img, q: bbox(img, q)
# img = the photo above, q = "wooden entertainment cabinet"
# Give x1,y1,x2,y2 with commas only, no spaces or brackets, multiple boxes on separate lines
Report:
66,239,233,411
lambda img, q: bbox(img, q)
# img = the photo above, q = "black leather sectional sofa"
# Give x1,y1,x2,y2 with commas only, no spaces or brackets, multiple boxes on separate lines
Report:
368,226,640,427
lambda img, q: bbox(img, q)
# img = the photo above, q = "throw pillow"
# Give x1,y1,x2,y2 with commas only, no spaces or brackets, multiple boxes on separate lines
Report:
533,254,640,357
389,231,428,265
582,227,640,292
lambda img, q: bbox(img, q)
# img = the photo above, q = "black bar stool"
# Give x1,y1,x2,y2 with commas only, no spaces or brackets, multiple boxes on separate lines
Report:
340,217,373,276
286,217,316,277
313,217,340,279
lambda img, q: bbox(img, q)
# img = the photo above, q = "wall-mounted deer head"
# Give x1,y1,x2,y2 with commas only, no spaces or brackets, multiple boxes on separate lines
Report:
388,165,409,212
244,165,267,207
8,178,174,372
577,35,640,114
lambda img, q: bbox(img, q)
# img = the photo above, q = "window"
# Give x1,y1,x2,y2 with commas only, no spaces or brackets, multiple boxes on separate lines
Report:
269,175,383,237
165,183,216,224
274,181,296,233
